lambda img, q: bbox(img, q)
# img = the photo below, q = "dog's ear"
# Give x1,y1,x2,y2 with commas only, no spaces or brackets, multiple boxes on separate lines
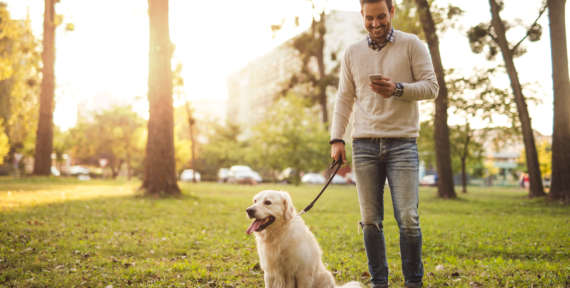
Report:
281,191,296,221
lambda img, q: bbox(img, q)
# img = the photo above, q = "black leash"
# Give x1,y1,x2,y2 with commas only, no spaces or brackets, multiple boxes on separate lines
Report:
298,158,343,215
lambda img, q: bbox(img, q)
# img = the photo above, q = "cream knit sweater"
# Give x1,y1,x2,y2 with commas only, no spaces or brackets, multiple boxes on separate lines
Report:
330,30,438,140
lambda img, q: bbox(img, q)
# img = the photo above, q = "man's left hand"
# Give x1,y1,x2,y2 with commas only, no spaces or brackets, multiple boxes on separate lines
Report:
369,76,395,98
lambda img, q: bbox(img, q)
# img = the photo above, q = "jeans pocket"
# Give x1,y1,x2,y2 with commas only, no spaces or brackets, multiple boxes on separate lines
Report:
353,139,377,157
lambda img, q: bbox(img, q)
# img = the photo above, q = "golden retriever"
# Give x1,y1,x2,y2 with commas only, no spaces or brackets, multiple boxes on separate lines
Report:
246,190,362,288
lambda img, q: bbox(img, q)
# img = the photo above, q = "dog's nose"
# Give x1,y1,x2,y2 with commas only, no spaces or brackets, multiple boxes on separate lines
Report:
246,207,256,218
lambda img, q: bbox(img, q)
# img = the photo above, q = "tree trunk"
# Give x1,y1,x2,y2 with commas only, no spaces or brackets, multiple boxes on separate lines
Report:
461,129,470,193
314,12,328,124
489,0,545,198
415,0,456,198
126,141,132,180
548,0,570,202
185,101,197,183
33,0,56,176
142,0,180,196
461,157,467,193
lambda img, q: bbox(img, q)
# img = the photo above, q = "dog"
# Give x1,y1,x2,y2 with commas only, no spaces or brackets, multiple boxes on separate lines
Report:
246,190,362,288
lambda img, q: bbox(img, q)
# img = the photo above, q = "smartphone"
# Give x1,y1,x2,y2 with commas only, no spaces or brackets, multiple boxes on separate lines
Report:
369,74,384,82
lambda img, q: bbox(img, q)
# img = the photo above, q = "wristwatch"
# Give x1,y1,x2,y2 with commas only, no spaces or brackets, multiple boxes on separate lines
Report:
392,82,403,97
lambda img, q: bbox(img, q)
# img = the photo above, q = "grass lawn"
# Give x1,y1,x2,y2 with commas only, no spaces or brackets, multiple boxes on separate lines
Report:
0,177,568,287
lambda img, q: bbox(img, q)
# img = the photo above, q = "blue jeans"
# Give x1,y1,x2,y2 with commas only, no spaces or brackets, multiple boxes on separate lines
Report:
352,138,423,286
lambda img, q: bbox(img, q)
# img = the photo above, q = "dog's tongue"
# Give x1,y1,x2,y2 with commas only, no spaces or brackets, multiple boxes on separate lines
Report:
246,219,262,234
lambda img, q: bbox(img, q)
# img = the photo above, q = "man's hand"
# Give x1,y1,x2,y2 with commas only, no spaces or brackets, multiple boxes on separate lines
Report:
369,75,395,98
330,142,346,163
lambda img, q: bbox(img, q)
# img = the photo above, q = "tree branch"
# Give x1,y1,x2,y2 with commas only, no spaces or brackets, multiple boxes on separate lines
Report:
486,24,500,45
511,2,548,53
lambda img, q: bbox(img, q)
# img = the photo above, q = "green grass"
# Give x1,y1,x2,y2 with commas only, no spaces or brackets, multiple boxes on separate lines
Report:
0,177,568,287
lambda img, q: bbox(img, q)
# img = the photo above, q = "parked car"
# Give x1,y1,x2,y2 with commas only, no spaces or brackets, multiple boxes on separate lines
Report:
67,165,90,176
301,173,326,184
217,168,230,182
331,174,348,184
228,165,262,184
420,174,437,186
180,169,201,182
345,172,356,185
51,167,60,176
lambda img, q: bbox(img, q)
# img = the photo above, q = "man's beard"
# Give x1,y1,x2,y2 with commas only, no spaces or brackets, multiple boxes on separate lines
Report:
368,24,390,42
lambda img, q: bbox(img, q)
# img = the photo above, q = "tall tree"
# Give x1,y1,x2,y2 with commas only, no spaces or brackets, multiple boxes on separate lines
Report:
487,0,545,197
273,2,338,125
547,0,570,202
447,67,523,193
142,0,180,196
33,0,56,175
0,4,41,169
184,101,197,182
172,63,197,182
415,0,457,198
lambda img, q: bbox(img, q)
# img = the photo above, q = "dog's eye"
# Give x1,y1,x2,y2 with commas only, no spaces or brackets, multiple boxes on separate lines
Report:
264,200,272,205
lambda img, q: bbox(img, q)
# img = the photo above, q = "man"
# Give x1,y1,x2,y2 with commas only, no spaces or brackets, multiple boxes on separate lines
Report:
329,0,438,287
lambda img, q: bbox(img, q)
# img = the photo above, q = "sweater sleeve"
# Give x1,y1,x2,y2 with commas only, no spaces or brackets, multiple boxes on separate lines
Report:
330,48,356,141
398,36,439,102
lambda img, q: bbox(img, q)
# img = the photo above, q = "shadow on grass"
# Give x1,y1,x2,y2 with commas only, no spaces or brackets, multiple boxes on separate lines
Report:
0,186,260,287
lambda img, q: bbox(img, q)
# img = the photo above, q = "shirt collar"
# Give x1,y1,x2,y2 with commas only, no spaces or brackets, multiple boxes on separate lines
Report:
367,27,395,52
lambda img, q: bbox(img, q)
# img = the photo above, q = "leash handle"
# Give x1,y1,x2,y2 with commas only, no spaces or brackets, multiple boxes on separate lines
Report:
299,158,343,215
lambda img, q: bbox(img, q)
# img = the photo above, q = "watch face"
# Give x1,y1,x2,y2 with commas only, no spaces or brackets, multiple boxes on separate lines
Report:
393,82,403,97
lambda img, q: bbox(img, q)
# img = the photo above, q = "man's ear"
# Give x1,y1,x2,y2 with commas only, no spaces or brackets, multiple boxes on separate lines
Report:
281,191,296,221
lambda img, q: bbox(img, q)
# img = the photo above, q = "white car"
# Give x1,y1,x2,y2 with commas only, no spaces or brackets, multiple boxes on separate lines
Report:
180,169,201,182
331,174,348,184
217,168,230,182
228,165,262,184
345,172,356,184
420,174,437,186
67,165,90,176
301,173,326,184
51,166,61,176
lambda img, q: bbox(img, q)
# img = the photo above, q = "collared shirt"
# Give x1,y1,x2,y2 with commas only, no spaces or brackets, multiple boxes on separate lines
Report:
367,27,395,52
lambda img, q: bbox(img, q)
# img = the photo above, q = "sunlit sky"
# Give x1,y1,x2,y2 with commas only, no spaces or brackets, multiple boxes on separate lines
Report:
4,0,569,135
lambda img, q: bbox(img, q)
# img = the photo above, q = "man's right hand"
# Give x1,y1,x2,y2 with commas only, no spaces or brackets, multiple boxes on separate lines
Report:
330,142,346,163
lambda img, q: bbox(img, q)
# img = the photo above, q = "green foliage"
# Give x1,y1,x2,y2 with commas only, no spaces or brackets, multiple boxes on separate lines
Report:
519,140,552,177
537,141,552,177
275,5,338,122
249,94,330,184
447,68,529,138
418,120,436,171
448,124,485,176
467,1,547,60
420,120,486,180
65,106,145,177
393,0,424,37
0,179,568,287
173,105,193,173
0,3,41,157
197,121,249,180
394,0,464,38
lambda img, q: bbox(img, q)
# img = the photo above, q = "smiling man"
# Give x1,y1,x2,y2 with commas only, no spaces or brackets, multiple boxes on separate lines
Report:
329,0,439,287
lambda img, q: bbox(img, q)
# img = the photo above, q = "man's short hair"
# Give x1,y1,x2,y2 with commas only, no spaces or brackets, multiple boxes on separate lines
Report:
360,0,393,11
